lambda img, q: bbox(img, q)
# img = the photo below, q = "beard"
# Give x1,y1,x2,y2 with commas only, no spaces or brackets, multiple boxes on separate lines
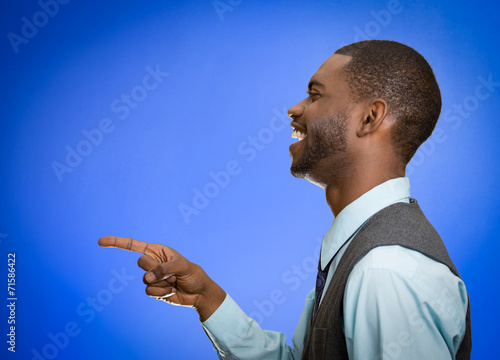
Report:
290,110,349,181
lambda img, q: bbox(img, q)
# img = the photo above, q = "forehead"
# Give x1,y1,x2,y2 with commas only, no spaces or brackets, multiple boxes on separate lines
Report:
309,54,352,93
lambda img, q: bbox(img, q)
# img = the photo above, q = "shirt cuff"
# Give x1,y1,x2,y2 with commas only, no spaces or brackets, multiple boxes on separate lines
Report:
201,293,253,351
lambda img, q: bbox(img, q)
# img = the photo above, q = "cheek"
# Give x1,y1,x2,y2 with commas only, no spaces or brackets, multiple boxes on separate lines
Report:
345,124,358,143
344,132,365,159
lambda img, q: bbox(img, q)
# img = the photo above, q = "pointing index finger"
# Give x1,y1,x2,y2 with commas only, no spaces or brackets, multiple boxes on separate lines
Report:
98,236,152,255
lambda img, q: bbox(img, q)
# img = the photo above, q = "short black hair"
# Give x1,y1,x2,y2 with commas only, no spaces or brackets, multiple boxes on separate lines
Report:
334,40,441,164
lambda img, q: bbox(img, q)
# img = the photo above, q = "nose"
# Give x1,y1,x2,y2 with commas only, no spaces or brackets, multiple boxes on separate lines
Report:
287,100,305,120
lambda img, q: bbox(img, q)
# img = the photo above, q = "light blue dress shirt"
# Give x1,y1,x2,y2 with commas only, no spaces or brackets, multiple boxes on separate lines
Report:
202,177,468,359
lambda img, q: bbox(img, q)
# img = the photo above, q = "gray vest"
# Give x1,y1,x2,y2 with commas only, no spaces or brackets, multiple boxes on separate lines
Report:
301,199,471,360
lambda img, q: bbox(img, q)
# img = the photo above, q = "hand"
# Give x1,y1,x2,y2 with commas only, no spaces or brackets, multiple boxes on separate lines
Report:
98,236,226,321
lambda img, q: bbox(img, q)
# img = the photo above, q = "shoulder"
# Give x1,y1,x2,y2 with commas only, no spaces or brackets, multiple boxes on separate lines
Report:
349,245,464,290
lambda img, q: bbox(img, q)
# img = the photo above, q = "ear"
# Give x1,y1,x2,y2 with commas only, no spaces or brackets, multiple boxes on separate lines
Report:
356,98,389,137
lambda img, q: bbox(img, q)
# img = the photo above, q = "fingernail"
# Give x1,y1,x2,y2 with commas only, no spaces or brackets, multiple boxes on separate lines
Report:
145,272,155,282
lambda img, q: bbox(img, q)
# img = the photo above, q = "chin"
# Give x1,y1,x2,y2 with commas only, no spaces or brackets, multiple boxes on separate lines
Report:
290,166,327,189
304,175,328,189
290,163,307,179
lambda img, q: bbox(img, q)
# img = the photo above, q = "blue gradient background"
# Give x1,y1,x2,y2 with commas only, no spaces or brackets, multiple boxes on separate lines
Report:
1,1,498,359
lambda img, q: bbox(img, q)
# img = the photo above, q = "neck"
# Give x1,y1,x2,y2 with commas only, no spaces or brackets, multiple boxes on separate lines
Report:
325,164,405,217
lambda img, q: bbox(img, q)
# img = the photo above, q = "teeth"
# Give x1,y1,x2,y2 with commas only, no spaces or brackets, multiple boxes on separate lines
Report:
292,129,307,141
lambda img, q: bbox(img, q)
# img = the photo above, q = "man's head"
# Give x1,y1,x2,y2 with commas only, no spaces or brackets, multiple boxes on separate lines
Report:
288,40,441,188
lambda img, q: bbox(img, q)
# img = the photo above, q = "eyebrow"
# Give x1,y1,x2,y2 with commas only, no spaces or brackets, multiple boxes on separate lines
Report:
308,79,325,91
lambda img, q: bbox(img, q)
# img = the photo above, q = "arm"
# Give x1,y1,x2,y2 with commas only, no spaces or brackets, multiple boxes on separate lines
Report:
99,236,307,359
201,289,314,360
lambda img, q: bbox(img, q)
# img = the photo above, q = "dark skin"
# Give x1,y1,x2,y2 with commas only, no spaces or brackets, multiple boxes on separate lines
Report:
99,54,406,322
288,54,404,216
97,236,226,321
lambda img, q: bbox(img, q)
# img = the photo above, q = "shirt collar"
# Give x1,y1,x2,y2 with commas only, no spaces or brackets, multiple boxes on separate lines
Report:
320,177,411,270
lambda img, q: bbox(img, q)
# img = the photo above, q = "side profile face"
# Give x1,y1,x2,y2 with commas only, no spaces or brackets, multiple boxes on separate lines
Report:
288,54,365,188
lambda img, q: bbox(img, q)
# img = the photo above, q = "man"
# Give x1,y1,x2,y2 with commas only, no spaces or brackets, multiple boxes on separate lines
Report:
99,40,471,359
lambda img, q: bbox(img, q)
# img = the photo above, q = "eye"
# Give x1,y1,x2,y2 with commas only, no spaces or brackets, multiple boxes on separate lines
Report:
306,90,320,101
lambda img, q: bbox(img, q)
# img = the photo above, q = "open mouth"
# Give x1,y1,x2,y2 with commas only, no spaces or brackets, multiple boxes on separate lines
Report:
291,129,307,141
290,121,308,141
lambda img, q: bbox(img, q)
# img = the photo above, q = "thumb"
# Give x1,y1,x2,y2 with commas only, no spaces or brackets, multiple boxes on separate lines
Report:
137,255,159,271
144,258,188,284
